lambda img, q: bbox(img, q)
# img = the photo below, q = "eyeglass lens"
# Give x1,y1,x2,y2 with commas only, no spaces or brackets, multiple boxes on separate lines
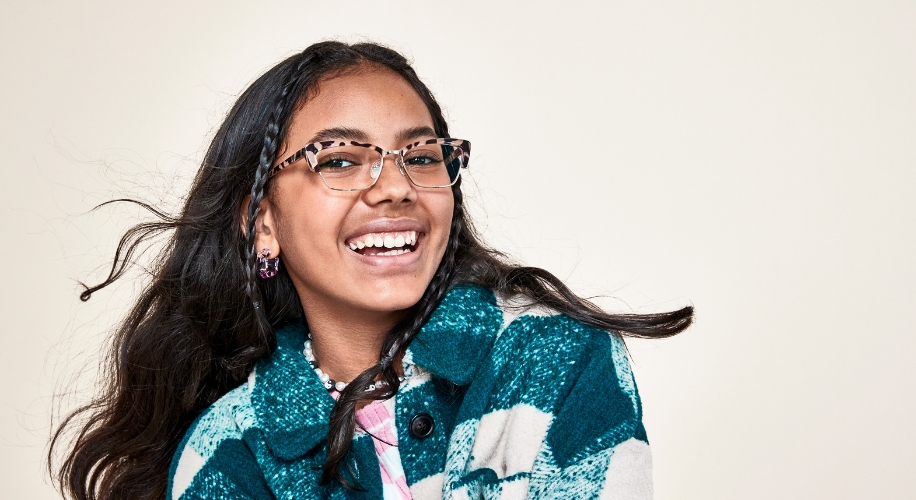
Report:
313,144,465,190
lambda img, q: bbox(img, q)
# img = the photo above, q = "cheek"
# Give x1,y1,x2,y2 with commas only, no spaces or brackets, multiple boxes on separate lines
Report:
427,191,456,253
271,178,351,256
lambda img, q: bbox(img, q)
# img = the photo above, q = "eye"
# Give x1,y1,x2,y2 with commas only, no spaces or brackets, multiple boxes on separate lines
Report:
316,155,358,171
404,150,443,166
406,155,434,165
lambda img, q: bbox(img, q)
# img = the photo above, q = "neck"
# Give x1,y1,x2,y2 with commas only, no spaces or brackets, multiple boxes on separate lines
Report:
300,299,408,383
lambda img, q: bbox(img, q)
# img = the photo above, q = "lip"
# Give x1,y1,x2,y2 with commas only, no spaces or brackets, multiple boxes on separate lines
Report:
344,218,427,267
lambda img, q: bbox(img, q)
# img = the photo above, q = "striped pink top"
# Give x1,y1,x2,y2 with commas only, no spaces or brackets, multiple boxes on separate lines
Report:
329,389,412,500
355,398,412,499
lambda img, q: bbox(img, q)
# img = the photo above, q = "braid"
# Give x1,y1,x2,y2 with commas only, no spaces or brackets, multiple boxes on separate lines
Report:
382,181,464,363
243,54,313,338
320,181,465,486
376,183,464,387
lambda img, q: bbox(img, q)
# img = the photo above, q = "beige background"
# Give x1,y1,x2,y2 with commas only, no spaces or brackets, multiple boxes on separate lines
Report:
2,1,914,498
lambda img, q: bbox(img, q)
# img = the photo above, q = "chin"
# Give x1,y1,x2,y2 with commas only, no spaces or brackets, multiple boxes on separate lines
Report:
356,280,430,313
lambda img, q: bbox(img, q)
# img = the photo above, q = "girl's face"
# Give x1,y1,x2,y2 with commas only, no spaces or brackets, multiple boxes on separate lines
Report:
259,67,454,321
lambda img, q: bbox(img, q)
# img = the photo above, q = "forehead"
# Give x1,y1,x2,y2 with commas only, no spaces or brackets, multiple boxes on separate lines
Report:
283,67,435,150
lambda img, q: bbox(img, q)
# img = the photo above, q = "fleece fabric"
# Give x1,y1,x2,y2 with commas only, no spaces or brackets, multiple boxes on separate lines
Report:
167,285,653,499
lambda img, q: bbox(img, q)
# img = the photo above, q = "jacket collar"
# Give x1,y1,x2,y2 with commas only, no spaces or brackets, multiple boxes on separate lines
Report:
252,285,506,460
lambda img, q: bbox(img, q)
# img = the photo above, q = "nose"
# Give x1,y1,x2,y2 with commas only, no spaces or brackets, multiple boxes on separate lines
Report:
364,152,416,204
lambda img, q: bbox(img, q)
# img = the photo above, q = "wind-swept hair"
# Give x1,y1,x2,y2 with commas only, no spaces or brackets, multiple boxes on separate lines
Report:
50,41,692,500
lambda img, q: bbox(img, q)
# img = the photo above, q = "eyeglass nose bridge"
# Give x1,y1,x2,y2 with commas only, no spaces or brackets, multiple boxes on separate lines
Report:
369,150,408,183
385,149,408,173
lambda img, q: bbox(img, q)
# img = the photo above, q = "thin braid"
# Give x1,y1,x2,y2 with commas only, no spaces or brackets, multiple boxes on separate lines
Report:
243,54,312,336
320,182,465,486
383,182,465,364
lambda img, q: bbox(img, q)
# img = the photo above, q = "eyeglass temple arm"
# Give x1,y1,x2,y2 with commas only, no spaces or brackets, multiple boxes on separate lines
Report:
444,148,463,167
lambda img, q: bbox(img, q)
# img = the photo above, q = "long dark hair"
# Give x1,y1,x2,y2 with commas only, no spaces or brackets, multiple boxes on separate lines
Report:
49,41,693,500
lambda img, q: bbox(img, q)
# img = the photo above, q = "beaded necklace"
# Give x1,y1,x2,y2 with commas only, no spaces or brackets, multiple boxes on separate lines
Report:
303,338,406,392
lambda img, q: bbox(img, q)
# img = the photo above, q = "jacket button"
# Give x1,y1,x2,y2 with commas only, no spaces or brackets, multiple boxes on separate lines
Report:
409,413,435,438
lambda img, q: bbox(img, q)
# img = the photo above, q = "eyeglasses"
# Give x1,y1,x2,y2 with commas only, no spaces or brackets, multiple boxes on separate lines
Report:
269,138,471,191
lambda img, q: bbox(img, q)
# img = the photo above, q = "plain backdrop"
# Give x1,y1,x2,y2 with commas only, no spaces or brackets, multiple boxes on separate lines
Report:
2,1,914,498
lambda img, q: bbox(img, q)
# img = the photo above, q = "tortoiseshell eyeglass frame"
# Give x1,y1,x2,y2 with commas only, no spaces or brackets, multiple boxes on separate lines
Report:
269,138,471,191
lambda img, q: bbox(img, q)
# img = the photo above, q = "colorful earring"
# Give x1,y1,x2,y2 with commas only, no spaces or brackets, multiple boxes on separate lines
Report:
257,248,279,279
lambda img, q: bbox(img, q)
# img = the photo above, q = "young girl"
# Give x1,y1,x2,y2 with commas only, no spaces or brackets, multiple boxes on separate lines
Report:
52,41,692,500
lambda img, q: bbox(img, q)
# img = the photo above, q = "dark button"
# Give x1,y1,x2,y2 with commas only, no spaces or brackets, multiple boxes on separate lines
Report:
409,413,435,438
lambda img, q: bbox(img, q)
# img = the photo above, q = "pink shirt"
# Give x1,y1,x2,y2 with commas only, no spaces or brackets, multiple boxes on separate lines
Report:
329,389,412,500
355,398,412,500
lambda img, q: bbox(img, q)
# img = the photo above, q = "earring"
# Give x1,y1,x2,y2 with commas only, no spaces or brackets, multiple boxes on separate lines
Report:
257,248,279,279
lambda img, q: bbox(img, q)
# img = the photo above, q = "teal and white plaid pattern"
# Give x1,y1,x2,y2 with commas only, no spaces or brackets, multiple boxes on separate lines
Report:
168,286,652,499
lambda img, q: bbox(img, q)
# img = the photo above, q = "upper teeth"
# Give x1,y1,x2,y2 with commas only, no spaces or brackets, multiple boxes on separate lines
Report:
347,231,418,250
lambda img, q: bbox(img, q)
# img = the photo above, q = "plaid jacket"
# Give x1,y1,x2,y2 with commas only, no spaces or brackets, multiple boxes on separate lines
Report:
168,286,652,499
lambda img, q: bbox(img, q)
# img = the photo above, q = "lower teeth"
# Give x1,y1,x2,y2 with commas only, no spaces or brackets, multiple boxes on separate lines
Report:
377,248,411,256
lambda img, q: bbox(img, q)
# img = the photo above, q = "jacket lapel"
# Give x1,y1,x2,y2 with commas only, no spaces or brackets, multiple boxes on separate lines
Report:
407,286,505,385
250,320,336,460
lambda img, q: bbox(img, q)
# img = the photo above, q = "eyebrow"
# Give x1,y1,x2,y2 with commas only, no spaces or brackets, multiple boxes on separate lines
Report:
308,127,369,143
306,126,437,145
395,126,437,144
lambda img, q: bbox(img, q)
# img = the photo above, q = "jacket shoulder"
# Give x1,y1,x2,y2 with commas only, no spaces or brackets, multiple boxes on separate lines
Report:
443,294,652,497
489,294,646,458
493,293,633,384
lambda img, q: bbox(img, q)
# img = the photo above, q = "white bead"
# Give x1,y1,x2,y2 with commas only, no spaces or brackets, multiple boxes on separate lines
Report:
335,381,347,391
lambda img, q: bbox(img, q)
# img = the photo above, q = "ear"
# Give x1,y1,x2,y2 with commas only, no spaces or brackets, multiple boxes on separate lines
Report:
239,194,281,259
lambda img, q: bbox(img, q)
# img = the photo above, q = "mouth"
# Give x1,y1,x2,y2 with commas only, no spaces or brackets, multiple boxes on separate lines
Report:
344,230,420,257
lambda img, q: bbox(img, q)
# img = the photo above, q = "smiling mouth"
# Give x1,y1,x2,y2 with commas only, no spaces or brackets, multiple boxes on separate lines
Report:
346,231,420,256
